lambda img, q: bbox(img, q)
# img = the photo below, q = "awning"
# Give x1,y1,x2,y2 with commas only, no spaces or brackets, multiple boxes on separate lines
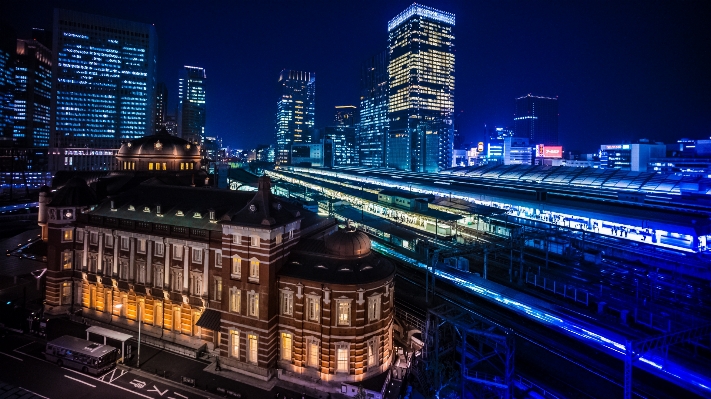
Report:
85,326,133,342
195,309,221,331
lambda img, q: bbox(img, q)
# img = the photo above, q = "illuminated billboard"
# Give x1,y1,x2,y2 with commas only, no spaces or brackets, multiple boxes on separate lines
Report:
536,144,563,158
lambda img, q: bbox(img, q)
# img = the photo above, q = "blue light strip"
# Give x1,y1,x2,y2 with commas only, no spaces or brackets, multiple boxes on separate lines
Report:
388,3,455,31
371,241,711,395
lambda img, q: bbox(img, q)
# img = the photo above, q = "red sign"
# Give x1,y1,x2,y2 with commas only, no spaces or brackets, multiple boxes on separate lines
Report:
536,145,563,158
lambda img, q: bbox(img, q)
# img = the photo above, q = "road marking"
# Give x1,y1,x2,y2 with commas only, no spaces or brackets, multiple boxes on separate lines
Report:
14,341,36,351
0,351,23,361
18,387,50,399
64,375,96,387
99,368,128,383
173,392,188,399
13,348,51,363
147,385,168,396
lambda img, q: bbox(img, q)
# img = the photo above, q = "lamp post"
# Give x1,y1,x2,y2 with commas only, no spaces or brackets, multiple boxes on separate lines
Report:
115,303,142,368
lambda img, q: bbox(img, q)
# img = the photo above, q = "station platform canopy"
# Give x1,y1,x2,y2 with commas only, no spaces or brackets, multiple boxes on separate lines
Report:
432,197,507,217
86,326,133,342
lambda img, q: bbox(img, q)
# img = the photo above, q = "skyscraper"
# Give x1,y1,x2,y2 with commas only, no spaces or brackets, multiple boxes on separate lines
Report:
334,105,356,127
0,24,15,141
357,51,389,168
154,82,168,134
177,66,206,144
14,38,52,148
50,9,157,170
387,4,455,172
514,94,559,145
275,69,315,165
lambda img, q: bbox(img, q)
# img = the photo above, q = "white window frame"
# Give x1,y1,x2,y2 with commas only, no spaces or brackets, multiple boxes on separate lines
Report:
104,233,112,247
336,299,351,326
276,233,282,245
250,235,260,247
137,239,146,254
281,332,292,361
231,256,241,279
307,337,320,368
368,295,382,322
173,244,183,260
213,276,222,301
248,258,259,282
121,237,130,250
189,272,202,296
192,248,203,263
336,343,350,373
306,295,320,322
154,242,164,256
154,265,163,288
247,334,258,364
62,250,73,270
61,282,71,305
281,290,293,316
137,262,146,284
215,250,222,267
230,287,241,313
232,234,241,244
61,229,74,243
247,291,259,318
90,232,98,245
171,269,183,292
367,337,379,367
76,230,84,243
230,329,240,358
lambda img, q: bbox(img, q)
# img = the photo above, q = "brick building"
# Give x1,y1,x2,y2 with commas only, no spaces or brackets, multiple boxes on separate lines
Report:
40,134,394,385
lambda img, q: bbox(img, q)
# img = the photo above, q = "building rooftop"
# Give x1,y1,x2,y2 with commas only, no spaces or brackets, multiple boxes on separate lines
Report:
88,176,303,231
281,228,395,285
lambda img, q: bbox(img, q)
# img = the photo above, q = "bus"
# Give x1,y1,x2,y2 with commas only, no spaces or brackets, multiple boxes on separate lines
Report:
45,335,119,375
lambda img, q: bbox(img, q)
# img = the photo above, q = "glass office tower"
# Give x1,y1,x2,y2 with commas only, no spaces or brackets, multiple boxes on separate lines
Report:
154,82,168,134
387,4,455,172
14,38,52,148
177,66,206,144
358,51,389,168
275,69,315,165
514,94,559,145
0,25,15,141
51,9,157,170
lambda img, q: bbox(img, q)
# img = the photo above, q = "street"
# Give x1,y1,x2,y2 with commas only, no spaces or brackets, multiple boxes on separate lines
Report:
0,332,209,399
0,323,325,399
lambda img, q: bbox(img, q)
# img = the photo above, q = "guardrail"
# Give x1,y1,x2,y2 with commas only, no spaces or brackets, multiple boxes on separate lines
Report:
526,272,589,306
514,375,562,399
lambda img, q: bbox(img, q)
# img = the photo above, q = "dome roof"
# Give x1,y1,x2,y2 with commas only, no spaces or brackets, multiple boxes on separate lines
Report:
324,227,371,258
117,129,200,159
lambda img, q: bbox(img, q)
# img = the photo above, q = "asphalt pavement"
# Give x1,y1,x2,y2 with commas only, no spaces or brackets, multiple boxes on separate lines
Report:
1,318,333,399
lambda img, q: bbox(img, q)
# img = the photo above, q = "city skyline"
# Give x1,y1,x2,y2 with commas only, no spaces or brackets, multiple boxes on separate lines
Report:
1,0,709,153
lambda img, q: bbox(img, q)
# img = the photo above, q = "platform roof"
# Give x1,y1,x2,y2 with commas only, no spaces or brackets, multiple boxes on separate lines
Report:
85,326,133,342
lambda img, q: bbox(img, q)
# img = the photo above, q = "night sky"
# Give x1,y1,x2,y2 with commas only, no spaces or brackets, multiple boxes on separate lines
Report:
2,0,710,152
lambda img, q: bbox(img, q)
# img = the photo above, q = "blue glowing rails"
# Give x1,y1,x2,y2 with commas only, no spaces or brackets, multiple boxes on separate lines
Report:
370,241,711,395
388,3,455,31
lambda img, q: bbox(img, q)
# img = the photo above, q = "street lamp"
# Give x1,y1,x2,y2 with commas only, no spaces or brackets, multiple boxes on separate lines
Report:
115,303,142,368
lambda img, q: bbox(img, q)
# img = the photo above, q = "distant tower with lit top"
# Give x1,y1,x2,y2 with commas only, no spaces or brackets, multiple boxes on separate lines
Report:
178,66,207,145
387,4,455,172
275,69,315,165
514,94,559,145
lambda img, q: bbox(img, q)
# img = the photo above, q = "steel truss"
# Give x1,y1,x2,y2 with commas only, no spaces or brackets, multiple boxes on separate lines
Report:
424,303,515,399
624,323,711,399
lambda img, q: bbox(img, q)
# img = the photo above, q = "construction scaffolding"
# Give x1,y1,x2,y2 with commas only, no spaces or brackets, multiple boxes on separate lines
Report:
422,303,515,399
